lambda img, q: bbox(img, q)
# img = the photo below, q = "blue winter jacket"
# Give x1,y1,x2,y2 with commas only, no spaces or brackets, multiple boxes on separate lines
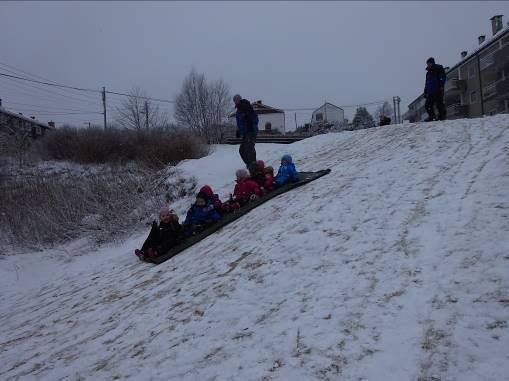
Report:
235,99,259,137
424,64,447,96
183,203,221,227
275,154,299,186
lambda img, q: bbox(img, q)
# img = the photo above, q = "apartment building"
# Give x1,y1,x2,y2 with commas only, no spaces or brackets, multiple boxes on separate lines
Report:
405,15,509,122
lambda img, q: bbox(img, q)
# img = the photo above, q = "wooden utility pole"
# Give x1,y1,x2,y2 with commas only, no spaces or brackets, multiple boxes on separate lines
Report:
102,87,107,130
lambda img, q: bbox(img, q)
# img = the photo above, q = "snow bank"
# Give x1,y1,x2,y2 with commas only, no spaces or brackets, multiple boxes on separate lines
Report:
1,116,508,381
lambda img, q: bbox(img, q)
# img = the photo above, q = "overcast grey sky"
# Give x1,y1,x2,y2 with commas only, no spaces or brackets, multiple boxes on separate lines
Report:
1,1,509,129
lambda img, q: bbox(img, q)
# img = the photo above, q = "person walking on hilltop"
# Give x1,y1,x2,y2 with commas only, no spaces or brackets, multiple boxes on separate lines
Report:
233,94,259,176
424,57,447,122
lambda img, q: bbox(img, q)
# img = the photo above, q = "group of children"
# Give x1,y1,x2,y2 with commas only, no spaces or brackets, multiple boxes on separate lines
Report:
135,154,299,261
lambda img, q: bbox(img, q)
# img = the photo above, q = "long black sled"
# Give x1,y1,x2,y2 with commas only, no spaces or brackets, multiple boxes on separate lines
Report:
144,169,331,265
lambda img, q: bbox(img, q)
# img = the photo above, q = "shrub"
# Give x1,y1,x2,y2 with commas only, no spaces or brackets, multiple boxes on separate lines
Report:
42,127,208,168
0,166,197,249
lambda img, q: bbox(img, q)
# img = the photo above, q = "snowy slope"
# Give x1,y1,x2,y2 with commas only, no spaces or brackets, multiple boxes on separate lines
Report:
1,116,508,381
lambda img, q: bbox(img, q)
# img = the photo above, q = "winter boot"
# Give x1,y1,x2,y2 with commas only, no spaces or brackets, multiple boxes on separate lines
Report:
135,249,145,261
145,247,158,259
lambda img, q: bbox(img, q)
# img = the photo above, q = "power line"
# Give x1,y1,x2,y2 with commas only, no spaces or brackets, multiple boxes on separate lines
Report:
4,101,101,113
339,100,387,108
0,71,176,104
282,100,387,112
0,62,395,127
0,61,73,86
105,90,175,104
0,62,100,102
0,72,100,93
9,110,103,116
282,107,315,111
0,62,174,105
0,77,100,107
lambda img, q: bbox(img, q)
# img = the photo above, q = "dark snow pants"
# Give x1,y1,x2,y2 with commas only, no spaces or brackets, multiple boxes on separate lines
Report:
425,91,446,121
239,132,257,170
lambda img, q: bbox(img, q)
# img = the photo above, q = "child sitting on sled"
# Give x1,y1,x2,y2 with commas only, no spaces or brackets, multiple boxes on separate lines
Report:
182,192,221,236
135,206,183,261
251,160,266,188
199,185,225,215
275,154,299,187
264,165,275,191
223,169,261,212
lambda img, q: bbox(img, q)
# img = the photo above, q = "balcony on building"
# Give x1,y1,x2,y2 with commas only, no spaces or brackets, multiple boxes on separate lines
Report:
495,77,509,96
446,103,469,119
480,53,496,71
444,78,466,96
494,44,509,70
483,80,503,99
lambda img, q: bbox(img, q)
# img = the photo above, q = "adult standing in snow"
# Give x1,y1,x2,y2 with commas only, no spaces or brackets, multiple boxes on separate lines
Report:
233,94,259,176
423,57,447,122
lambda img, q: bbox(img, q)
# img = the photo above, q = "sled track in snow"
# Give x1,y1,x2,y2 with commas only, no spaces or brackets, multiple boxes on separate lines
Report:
1,118,508,381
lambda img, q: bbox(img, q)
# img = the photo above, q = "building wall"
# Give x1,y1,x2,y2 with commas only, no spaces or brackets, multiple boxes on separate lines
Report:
462,58,482,118
406,95,427,122
454,37,509,118
311,104,345,124
0,114,15,155
228,112,285,133
258,113,285,133
0,111,49,139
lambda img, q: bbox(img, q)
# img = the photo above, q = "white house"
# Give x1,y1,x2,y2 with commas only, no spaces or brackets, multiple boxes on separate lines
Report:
311,102,345,125
228,100,285,134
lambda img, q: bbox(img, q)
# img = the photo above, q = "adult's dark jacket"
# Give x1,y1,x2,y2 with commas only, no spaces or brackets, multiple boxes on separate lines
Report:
424,64,447,96
235,99,259,137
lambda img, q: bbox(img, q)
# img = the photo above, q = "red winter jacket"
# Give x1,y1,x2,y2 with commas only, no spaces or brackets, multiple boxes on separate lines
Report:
233,178,260,203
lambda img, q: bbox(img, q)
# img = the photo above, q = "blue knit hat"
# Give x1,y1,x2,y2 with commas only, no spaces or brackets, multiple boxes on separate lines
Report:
281,154,293,163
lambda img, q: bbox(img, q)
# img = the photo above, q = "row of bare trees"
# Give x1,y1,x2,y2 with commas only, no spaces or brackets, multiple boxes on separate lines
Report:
114,69,232,143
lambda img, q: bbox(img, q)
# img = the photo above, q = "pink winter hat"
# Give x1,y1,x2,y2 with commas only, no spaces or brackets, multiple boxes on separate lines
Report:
235,169,249,179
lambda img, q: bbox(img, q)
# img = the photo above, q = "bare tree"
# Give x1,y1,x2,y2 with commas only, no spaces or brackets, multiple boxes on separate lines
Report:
115,87,168,129
174,69,231,143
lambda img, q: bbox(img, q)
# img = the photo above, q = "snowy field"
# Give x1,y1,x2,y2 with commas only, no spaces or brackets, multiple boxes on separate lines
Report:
1,116,508,381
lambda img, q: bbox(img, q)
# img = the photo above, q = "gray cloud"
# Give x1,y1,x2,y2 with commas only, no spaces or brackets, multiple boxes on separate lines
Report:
1,1,508,128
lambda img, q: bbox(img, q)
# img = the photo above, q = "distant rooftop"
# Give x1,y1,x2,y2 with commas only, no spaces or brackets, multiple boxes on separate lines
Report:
0,106,54,129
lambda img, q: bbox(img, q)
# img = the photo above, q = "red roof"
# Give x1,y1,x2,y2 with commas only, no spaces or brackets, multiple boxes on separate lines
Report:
228,100,284,117
251,100,284,114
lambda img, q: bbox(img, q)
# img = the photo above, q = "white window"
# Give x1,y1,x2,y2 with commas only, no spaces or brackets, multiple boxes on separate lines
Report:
470,91,477,103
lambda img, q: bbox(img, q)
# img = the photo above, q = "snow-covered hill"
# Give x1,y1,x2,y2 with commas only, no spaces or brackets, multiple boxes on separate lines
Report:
1,116,508,381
